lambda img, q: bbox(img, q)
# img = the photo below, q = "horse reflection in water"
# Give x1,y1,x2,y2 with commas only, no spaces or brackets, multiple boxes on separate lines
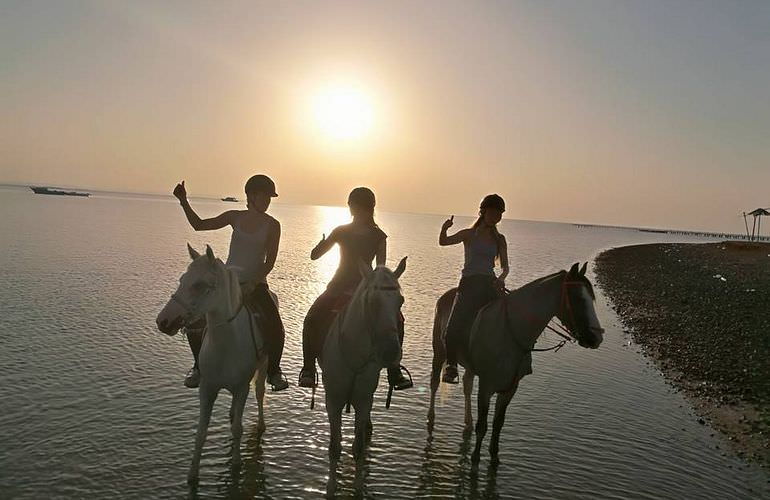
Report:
427,262,604,465
156,244,271,484
320,258,407,496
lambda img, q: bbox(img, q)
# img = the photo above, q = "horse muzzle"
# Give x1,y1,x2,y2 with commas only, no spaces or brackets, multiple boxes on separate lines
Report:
156,315,183,336
578,327,604,349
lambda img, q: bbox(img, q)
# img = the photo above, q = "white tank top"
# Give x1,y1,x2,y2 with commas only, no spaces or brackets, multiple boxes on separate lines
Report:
225,218,269,284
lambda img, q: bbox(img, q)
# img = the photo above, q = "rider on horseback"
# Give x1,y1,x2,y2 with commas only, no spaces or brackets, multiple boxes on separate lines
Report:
439,194,509,384
298,187,412,391
173,174,289,391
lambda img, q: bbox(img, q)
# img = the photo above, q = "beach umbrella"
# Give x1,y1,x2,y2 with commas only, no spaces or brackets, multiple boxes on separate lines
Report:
746,208,770,240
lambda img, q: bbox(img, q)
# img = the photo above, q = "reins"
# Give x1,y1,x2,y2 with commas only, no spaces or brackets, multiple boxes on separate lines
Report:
502,275,586,354
174,276,260,359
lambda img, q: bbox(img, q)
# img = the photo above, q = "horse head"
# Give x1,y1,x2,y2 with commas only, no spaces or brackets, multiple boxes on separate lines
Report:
156,244,241,335
554,262,604,349
356,256,407,367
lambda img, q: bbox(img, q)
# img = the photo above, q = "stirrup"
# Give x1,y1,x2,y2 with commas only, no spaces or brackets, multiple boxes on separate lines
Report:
268,371,289,392
442,364,459,384
389,365,413,391
298,368,317,388
184,366,200,389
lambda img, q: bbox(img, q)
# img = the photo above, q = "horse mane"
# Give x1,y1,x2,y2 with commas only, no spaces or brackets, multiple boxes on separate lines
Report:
370,265,401,289
510,269,596,300
514,270,565,294
191,255,242,316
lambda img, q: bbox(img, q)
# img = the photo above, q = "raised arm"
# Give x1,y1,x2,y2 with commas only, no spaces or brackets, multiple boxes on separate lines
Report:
438,215,470,246
310,228,338,260
173,181,235,231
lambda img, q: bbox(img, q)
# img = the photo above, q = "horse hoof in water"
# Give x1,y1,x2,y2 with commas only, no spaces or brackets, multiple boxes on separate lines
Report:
471,450,481,464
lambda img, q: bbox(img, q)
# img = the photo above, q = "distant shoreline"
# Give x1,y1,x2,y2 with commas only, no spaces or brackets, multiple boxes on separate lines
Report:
595,242,770,468
0,182,758,237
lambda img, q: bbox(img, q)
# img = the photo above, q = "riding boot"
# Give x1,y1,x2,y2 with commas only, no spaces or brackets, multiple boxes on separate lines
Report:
183,320,206,388
388,365,413,391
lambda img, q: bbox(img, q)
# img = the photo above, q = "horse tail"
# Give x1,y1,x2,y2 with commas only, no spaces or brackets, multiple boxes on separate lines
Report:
433,288,457,353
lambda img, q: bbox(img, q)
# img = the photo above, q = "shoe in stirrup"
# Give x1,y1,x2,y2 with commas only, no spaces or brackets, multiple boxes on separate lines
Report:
267,369,289,392
298,367,317,388
388,366,413,391
442,364,459,384
184,366,200,388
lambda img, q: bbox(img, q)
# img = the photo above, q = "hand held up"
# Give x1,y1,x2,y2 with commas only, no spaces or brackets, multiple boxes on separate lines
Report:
173,181,187,202
441,215,454,231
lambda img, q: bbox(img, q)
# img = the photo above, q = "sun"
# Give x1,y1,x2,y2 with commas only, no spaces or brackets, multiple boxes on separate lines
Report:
310,81,375,143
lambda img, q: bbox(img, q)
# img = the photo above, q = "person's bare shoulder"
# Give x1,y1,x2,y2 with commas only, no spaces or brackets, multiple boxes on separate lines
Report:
263,212,280,229
225,209,247,223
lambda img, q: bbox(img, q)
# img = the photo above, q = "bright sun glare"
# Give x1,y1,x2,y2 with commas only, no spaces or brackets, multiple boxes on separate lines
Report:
310,81,375,143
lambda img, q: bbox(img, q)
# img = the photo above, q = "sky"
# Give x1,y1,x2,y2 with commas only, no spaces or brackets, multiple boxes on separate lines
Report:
1,0,769,233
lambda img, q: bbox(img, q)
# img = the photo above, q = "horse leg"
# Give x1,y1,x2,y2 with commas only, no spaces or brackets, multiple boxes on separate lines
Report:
326,402,343,497
353,394,374,460
471,380,492,464
427,352,443,433
189,386,217,484
489,384,517,465
254,358,267,433
462,368,475,435
230,383,249,467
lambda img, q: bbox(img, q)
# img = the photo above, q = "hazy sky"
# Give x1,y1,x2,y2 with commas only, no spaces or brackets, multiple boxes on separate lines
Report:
1,0,768,232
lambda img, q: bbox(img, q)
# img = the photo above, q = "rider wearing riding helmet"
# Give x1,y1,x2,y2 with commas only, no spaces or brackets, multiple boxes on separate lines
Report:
173,174,289,391
298,187,412,391
439,194,509,384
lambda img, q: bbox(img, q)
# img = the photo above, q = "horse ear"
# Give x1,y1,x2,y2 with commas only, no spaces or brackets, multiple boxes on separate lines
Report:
579,262,588,276
569,262,579,276
393,256,407,280
205,244,215,264
187,243,200,260
358,259,372,280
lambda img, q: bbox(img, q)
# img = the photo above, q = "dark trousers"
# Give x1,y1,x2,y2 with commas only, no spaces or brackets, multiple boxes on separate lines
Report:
445,274,498,365
186,283,285,377
302,288,346,371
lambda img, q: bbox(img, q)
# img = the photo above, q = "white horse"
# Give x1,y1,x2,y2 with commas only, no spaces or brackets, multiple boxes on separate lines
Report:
156,244,269,484
321,258,407,496
427,262,604,465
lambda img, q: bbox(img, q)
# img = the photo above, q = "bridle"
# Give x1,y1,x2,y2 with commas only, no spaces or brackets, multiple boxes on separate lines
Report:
503,273,591,353
338,282,402,374
169,271,245,328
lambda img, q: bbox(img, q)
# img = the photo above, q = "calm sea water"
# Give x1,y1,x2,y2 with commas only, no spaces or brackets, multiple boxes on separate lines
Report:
0,185,767,499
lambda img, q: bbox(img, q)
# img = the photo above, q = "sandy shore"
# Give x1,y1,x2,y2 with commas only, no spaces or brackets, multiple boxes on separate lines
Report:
595,241,770,467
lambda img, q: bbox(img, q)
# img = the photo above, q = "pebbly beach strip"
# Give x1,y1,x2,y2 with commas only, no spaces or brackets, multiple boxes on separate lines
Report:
595,241,770,467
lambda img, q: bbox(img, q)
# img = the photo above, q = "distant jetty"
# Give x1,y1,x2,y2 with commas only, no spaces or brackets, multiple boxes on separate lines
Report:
574,223,770,242
221,196,239,202
30,186,90,197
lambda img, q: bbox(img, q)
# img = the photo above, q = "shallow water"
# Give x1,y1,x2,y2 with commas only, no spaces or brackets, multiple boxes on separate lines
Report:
0,185,767,499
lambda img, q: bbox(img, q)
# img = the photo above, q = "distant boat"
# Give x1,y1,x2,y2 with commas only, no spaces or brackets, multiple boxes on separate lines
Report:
30,186,90,197
221,196,239,202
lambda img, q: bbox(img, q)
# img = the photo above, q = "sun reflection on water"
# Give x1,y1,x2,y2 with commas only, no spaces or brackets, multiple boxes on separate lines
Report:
313,205,351,286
